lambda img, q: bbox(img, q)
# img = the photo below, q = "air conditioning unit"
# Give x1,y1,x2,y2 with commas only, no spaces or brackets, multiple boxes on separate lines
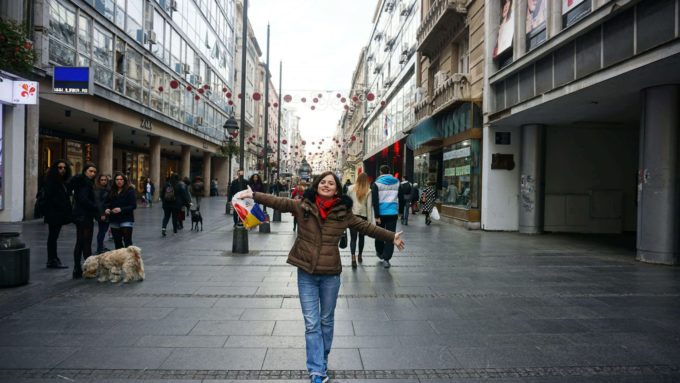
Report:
136,29,147,44
191,74,203,84
148,30,157,44
384,0,396,12
373,32,384,41
399,53,408,64
401,43,409,55
196,116,204,125
169,0,178,12
373,64,382,74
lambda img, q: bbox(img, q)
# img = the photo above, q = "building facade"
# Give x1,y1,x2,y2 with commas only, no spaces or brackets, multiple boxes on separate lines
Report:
361,0,421,180
482,0,680,264
408,0,485,226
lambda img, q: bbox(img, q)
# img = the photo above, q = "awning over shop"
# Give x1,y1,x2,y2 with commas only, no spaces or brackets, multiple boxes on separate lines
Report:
406,103,482,151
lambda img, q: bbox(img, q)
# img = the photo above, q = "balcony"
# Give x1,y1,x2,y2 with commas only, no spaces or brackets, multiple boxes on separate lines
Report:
414,96,431,122
416,0,467,58
431,73,470,117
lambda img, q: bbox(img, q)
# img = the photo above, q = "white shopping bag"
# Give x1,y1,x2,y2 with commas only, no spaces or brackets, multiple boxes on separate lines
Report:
430,206,440,221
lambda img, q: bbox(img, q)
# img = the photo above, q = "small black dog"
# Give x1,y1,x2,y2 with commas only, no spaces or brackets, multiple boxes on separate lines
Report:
191,209,203,231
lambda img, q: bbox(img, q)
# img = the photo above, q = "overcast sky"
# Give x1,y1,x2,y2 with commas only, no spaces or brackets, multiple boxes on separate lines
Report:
248,0,377,146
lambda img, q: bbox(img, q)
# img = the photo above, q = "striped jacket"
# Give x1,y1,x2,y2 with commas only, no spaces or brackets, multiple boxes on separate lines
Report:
371,174,400,217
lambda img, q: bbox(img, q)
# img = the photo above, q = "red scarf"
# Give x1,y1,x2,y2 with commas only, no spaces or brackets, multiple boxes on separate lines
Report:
315,195,338,221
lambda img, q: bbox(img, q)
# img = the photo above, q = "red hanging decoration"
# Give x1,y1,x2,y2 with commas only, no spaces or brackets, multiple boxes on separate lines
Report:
198,88,205,94
194,95,200,101
301,140,306,145
252,92,261,101
301,97,307,103
317,93,322,98
186,85,193,91
170,80,179,89
226,92,232,98
203,84,210,90
366,92,375,101
238,93,242,99
284,94,292,102
313,98,319,103
282,139,287,144
351,135,356,141
158,86,164,92
340,97,346,103
311,105,316,110
228,100,234,105
380,100,386,106
273,102,278,107
352,95,359,102
344,105,349,110
222,87,228,93
336,93,342,98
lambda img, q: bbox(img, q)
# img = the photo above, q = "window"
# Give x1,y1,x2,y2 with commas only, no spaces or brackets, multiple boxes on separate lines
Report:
127,0,144,42
441,140,480,209
562,0,591,28
48,1,76,65
458,39,469,73
93,24,114,87
78,14,92,54
152,10,165,59
526,0,547,50
94,0,114,22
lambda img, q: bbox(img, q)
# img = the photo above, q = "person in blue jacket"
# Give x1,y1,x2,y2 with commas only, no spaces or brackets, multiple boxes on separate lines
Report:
105,172,137,249
371,165,402,268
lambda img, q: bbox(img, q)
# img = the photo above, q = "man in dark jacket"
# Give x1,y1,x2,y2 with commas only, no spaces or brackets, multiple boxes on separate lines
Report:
69,163,99,278
398,176,413,225
228,169,248,225
161,174,189,236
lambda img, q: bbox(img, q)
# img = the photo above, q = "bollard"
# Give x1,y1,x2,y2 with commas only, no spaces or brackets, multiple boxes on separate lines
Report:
0,232,30,287
273,210,281,222
232,224,249,253
259,212,271,233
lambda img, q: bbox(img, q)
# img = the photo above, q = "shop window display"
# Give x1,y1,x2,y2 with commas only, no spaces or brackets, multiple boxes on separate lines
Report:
442,139,480,209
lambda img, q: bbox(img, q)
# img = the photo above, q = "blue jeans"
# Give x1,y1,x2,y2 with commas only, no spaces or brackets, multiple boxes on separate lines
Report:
297,268,341,378
145,192,152,205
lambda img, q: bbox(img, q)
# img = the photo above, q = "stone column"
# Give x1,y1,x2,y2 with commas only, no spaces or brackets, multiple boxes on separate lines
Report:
519,124,546,234
636,86,680,265
98,121,113,177
211,157,229,196
202,152,212,197
149,136,161,201
23,104,38,220
514,0,527,59
181,145,191,178
547,0,562,39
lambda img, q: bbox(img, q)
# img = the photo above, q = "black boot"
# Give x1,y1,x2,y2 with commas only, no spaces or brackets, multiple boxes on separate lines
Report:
72,266,83,279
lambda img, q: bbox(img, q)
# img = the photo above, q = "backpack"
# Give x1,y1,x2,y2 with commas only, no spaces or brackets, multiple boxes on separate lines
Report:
163,184,176,202
401,182,412,196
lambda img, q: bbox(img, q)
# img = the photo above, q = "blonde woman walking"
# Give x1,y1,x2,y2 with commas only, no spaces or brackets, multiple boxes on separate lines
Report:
346,173,374,268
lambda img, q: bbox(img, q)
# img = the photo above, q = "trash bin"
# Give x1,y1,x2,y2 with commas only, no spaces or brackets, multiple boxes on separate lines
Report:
0,232,30,287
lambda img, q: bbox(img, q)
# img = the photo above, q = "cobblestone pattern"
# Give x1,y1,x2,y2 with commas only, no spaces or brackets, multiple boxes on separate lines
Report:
1,366,679,380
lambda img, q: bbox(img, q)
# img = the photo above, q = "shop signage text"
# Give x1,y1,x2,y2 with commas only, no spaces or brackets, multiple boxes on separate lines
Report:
443,146,471,161
444,165,471,177
53,67,93,95
140,119,152,130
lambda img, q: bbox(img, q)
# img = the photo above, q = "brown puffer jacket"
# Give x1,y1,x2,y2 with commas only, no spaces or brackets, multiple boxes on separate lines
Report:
254,190,395,275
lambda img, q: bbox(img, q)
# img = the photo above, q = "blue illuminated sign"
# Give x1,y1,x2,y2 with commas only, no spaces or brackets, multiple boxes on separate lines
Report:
53,67,93,95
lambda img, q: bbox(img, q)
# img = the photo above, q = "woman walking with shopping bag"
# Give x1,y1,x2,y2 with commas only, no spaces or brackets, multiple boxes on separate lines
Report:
420,180,437,225
234,171,405,383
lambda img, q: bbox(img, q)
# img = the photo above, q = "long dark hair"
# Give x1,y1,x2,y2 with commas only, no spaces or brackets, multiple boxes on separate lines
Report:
109,172,132,198
310,171,343,199
249,173,262,186
45,159,71,184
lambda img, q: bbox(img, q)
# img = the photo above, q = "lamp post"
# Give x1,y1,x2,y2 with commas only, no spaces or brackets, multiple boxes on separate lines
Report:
224,114,248,253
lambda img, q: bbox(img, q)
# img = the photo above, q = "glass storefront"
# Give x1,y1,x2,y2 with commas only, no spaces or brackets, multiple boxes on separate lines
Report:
123,151,149,193
442,139,481,209
414,151,441,191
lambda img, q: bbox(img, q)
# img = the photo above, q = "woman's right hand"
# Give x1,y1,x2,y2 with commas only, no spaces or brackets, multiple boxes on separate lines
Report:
394,231,405,251
234,186,253,200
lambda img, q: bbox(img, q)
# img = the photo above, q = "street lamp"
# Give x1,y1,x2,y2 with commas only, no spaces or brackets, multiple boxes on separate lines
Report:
224,114,248,253
223,115,239,189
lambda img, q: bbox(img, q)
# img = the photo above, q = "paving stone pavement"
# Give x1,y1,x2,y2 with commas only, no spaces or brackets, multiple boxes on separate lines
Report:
0,196,679,382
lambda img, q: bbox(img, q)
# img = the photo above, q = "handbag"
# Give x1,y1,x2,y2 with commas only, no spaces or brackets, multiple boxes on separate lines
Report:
338,230,348,248
430,206,440,221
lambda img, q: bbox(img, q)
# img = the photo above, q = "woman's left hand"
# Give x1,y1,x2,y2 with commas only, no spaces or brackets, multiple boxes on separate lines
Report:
112,207,121,214
394,231,405,251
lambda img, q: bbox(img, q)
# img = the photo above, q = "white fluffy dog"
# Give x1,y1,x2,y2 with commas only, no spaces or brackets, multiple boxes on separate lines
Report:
83,246,145,283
